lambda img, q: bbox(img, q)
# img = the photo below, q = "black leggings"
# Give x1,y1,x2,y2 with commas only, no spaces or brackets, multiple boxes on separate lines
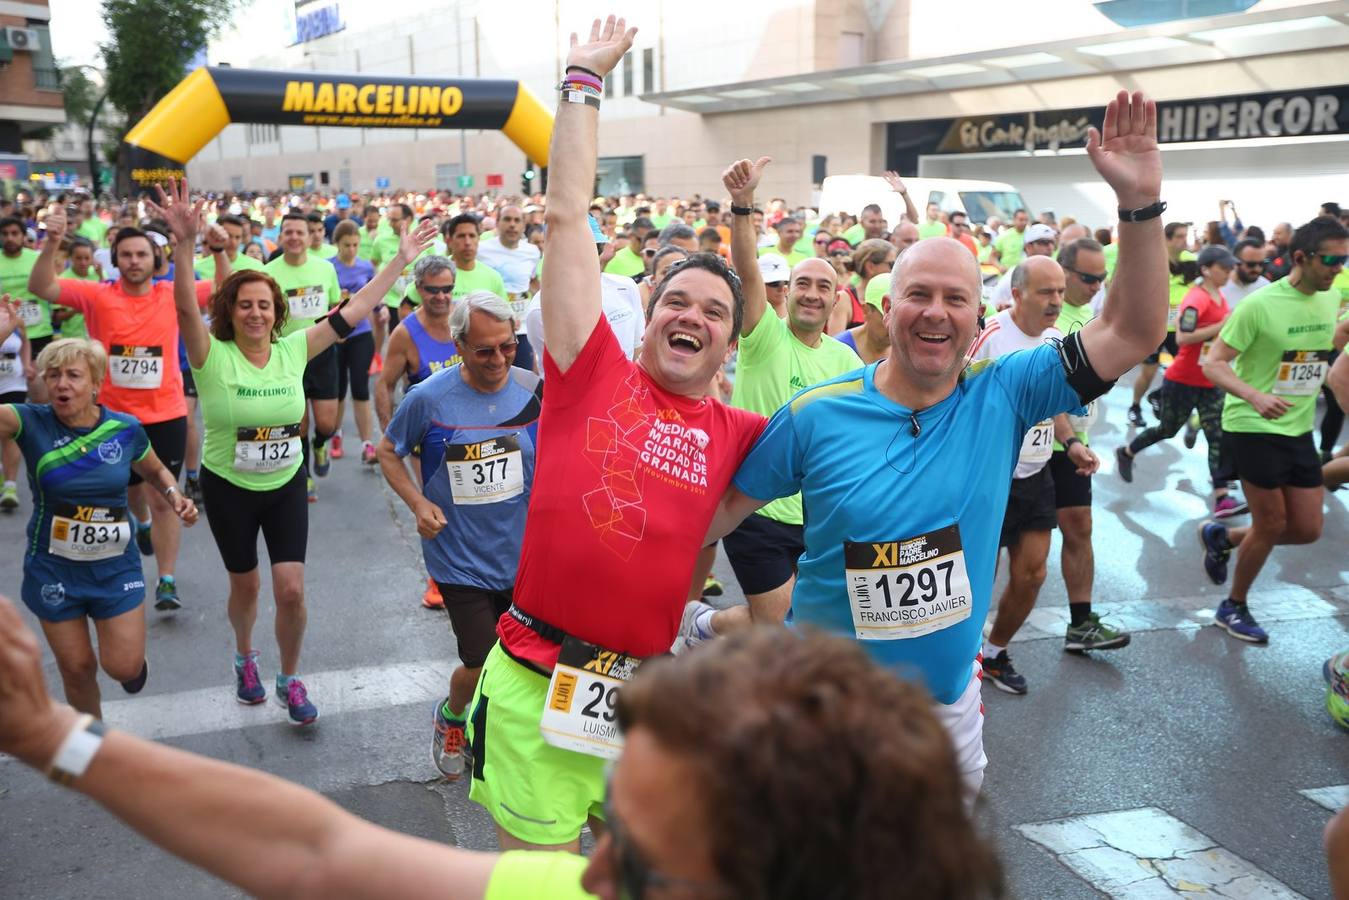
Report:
337,331,376,402
200,466,308,573
1321,351,1343,453
1129,380,1225,487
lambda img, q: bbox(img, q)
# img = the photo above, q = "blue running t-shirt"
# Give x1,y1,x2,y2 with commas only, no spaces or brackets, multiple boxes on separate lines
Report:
733,343,1083,704
384,364,543,590
10,404,150,563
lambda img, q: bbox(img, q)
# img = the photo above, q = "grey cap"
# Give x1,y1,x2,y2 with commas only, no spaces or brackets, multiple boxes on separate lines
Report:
1197,245,1236,268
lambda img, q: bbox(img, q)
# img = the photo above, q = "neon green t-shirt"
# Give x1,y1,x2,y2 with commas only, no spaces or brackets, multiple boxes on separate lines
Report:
195,252,264,280
1219,277,1340,437
485,851,593,900
192,330,309,491
452,261,507,301
649,213,672,230
730,312,861,524
994,229,1025,270
1334,269,1349,318
918,221,948,240
1103,242,1119,280
76,218,107,244
0,248,47,339
313,244,338,260
841,223,865,247
758,245,808,268
263,255,342,335
55,269,100,338
603,245,646,278
357,227,382,262
1167,250,1197,332
1053,300,1097,449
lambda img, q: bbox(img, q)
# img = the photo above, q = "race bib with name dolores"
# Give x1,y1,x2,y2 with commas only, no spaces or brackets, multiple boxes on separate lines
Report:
539,635,643,760
49,504,131,562
844,523,973,641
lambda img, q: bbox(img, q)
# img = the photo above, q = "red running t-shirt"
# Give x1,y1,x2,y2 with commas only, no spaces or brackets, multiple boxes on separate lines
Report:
55,279,212,425
499,316,766,670
1166,285,1229,388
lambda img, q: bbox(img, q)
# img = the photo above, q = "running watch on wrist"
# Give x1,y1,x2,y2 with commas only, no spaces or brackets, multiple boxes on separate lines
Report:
1118,200,1166,222
1063,437,1083,451
47,715,106,786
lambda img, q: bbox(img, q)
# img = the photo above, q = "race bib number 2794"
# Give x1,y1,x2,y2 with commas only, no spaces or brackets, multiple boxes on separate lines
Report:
844,523,973,641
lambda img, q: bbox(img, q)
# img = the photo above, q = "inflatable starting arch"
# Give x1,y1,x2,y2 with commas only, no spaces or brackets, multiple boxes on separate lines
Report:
122,67,553,190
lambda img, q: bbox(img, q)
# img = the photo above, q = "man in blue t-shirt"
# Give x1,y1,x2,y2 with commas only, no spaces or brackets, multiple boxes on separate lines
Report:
377,292,542,782
706,90,1171,798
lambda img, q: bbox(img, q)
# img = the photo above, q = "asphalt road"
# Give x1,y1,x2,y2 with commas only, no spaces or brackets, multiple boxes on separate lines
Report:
1,371,1346,899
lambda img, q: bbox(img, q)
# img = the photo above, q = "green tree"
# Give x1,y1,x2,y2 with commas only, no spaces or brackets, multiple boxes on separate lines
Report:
101,0,240,193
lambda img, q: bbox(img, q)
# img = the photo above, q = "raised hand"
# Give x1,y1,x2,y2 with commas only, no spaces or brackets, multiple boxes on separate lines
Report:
43,204,67,242
567,15,636,78
144,178,205,246
0,294,19,343
398,219,438,264
882,171,908,195
722,156,772,205
1085,90,1162,210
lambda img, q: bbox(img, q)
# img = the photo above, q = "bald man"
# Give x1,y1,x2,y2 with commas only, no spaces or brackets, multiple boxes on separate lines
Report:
891,220,920,254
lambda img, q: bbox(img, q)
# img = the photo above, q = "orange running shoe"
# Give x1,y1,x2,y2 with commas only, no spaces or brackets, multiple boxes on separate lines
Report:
369,352,384,376
330,434,344,459
422,579,444,609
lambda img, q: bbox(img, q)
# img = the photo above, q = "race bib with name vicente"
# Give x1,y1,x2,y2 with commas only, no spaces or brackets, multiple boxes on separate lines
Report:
107,345,164,390
49,504,131,562
1272,349,1330,397
844,523,973,640
539,635,643,760
444,434,524,505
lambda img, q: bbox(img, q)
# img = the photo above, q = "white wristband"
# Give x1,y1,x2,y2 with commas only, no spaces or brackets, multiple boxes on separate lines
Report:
47,714,106,785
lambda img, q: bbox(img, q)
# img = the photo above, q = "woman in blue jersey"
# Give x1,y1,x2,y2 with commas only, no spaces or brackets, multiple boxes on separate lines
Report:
0,301,198,718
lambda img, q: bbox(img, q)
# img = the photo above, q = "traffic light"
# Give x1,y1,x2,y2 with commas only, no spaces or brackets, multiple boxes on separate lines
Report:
521,168,536,194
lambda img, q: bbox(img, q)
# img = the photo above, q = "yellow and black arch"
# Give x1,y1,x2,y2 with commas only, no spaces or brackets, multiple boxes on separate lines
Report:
122,67,553,189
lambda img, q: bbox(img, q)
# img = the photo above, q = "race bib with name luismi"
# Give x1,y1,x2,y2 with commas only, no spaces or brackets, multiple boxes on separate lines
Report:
539,635,642,760
844,524,973,641
443,434,524,505
107,345,164,389
233,424,302,473
1272,350,1330,397
48,504,131,561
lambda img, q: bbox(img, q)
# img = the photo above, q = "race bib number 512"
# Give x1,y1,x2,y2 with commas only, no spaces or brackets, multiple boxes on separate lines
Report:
844,523,972,640
539,635,641,760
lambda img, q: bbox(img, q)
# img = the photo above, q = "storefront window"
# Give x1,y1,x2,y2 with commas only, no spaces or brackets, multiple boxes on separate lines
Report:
596,155,643,196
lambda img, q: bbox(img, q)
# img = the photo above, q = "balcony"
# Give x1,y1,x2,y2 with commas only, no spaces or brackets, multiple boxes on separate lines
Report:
34,67,61,91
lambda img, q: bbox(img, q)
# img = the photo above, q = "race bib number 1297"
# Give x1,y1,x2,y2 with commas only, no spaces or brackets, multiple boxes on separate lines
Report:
844,523,973,641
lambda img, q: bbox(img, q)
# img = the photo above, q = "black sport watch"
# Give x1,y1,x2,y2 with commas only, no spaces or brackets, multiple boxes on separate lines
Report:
1118,200,1167,222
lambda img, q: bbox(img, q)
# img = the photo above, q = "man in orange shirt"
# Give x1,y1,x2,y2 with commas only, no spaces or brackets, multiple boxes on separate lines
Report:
30,207,230,612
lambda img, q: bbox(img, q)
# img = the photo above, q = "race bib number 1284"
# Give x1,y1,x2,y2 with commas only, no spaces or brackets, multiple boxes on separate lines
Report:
844,523,973,641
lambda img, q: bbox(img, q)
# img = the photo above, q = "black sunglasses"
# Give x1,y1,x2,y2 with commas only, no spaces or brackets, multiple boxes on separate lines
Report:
1064,266,1106,285
420,284,453,295
1318,253,1349,267
468,339,518,360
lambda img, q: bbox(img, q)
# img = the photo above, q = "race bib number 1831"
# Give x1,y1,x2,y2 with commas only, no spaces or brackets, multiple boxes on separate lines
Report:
844,523,973,641
539,635,641,760
49,504,131,562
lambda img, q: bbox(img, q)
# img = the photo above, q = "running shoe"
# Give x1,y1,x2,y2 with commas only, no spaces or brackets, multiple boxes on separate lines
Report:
422,579,444,609
1064,612,1132,652
1324,651,1349,730
234,651,266,705
701,574,724,597
982,650,1028,694
1127,405,1146,427
672,600,716,654
153,577,181,611
1183,414,1200,449
1147,390,1162,418
276,677,319,726
1213,599,1268,644
431,698,467,780
0,484,18,512
313,442,331,477
361,441,377,465
1199,522,1232,585
184,475,204,506
1115,446,1134,483
120,659,149,694
330,434,344,459
135,522,154,556
307,477,317,503
368,352,383,376
1212,494,1248,519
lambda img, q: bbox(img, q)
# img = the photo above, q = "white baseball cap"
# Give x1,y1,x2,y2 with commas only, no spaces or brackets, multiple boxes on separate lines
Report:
758,254,790,284
1023,223,1057,246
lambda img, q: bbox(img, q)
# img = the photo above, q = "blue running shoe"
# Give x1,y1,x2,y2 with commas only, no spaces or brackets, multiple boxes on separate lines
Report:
154,576,181,611
135,522,154,556
982,650,1028,694
276,677,319,726
1199,522,1231,585
234,651,266,705
1214,599,1268,643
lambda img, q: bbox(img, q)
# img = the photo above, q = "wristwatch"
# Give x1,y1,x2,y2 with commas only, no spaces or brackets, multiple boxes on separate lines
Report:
1118,200,1166,222
1063,437,1083,451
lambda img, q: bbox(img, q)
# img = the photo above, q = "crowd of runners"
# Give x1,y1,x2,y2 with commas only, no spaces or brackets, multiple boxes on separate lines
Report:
2,13,1348,898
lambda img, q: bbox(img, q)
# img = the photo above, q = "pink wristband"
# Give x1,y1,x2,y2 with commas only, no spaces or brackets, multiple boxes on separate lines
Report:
562,71,602,93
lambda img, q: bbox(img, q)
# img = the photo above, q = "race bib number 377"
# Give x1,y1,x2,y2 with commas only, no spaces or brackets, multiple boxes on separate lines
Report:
844,523,973,641
444,435,524,505
539,635,641,761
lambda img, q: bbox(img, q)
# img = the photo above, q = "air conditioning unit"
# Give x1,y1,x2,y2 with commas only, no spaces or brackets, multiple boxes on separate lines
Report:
6,27,40,52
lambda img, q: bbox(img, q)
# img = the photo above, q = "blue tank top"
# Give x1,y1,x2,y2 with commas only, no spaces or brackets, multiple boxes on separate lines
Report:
404,311,461,384
836,329,859,353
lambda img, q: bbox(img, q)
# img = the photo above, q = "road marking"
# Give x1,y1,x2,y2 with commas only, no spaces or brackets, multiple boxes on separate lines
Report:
1300,785,1348,813
1017,807,1307,898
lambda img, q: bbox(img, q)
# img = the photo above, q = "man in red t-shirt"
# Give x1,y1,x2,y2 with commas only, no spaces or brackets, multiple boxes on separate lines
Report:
30,207,228,612
1116,245,1241,516
464,17,765,853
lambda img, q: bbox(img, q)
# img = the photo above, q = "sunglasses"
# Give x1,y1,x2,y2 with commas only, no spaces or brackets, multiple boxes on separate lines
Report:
1318,254,1349,266
814,238,830,245
1064,267,1106,285
420,284,453,295
468,339,518,360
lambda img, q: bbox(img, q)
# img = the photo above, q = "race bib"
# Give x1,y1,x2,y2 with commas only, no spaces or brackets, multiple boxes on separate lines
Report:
107,345,164,390
48,504,131,562
508,292,530,319
1199,341,1213,365
443,434,523,505
286,286,326,321
0,352,17,377
1166,305,1180,330
1068,400,1098,435
234,424,302,473
844,524,973,640
1019,419,1054,466
539,635,642,760
18,300,42,328
1272,349,1330,397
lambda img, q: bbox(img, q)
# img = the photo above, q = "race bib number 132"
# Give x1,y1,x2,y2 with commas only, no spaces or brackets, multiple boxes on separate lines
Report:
844,523,973,641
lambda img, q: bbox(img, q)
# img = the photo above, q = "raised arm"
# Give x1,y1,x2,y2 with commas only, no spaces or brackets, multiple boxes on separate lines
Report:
723,156,772,336
1077,91,1168,381
28,205,66,303
882,171,919,225
541,15,636,373
145,180,212,369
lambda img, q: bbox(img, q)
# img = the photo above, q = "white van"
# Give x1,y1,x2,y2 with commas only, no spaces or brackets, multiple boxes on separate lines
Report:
819,175,1029,227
